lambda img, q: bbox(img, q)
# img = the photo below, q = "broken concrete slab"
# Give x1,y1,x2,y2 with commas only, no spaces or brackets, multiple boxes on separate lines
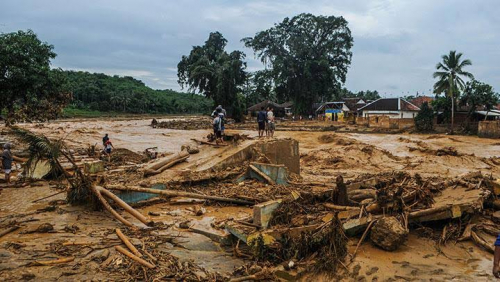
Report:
83,160,104,174
240,162,289,185
253,199,282,229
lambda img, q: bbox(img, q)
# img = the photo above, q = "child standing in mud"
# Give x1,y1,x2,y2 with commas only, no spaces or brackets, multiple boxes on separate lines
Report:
1,143,13,184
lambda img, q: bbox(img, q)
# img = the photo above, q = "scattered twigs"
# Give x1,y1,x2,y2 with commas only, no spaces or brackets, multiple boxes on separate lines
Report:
115,246,155,269
116,229,141,257
31,190,66,203
351,220,376,261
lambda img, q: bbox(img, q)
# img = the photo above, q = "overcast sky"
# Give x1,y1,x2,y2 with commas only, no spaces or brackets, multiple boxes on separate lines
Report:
2,0,499,97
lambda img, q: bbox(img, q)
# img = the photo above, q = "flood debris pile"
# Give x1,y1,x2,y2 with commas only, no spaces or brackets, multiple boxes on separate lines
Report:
151,118,212,130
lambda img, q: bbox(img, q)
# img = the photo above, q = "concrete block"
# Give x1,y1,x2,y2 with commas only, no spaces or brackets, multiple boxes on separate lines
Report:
190,226,232,246
253,199,282,229
84,160,104,174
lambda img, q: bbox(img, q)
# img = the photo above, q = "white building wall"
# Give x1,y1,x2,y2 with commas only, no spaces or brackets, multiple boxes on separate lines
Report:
363,111,417,119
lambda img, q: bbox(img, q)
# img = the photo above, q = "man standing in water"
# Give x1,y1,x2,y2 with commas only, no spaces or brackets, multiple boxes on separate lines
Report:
257,107,267,138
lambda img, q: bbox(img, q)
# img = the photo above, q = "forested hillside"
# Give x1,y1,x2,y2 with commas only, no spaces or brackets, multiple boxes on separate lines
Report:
64,71,213,114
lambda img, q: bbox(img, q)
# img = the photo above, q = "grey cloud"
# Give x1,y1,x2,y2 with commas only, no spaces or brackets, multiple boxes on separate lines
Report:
1,0,499,95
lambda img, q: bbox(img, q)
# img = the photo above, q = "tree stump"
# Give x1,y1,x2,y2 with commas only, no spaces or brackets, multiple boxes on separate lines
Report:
370,217,408,251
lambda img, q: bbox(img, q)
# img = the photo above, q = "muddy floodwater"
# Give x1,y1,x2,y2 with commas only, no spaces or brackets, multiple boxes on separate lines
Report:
1,117,499,281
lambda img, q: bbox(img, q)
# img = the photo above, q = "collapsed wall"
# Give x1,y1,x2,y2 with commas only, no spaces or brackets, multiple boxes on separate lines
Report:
478,120,500,138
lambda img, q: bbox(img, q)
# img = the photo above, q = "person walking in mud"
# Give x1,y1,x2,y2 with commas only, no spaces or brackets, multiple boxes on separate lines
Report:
103,139,114,162
257,106,267,138
1,143,13,184
213,108,224,144
267,107,275,138
102,134,109,148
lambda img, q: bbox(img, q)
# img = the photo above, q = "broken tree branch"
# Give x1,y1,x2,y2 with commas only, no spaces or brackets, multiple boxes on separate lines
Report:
471,231,494,253
34,257,74,266
323,203,359,211
98,186,153,226
90,185,134,228
115,246,155,269
116,228,141,257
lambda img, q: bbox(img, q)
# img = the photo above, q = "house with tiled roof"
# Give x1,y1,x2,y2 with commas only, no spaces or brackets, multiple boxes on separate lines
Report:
358,98,420,119
410,96,435,109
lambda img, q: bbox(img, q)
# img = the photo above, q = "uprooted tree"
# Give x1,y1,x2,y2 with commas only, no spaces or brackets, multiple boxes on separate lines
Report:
12,127,151,228
0,30,71,124
243,13,354,114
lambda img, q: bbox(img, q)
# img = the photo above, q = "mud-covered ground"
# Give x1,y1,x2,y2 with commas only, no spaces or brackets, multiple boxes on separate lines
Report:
1,117,499,281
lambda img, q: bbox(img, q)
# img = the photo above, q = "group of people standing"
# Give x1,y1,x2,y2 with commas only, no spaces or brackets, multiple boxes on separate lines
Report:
257,106,275,138
211,105,226,143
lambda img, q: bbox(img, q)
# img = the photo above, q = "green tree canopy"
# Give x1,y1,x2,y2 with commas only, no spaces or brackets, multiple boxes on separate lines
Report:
433,50,474,132
243,13,353,114
0,30,71,124
177,32,247,115
460,80,499,119
414,102,435,132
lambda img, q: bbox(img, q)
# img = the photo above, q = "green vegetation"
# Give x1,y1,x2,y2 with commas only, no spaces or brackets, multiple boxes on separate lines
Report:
460,80,499,120
433,50,474,132
243,13,354,114
177,32,247,121
414,102,435,132
0,30,71,124
64,70,213,115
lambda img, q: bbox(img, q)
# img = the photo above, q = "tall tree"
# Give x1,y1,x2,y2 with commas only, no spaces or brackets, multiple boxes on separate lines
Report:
177,32,247,116
433,50,474,133
243,13,353,114
0,30,71,124
460,80,499,120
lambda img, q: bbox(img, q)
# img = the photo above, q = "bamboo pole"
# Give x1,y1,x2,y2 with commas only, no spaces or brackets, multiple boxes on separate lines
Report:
97,186,153,226
106,185,254,205
116,228,141,257
115,246,155,269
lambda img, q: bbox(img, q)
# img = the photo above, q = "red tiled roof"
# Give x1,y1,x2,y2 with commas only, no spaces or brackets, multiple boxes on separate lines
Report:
410,96,435,108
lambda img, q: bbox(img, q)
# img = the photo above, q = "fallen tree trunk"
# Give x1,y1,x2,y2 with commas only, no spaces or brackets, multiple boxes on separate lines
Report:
115,246,155,269
191,138,228,147
144,151,190,177
106,185,254,205
98,186,153,226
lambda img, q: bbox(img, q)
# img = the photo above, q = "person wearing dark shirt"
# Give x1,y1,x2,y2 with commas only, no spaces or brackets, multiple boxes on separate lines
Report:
257,107,267,138
1,143,13,184
102,134,109,147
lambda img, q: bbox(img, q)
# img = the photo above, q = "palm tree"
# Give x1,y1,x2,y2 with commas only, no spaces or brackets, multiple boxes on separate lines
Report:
433,51,474,133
